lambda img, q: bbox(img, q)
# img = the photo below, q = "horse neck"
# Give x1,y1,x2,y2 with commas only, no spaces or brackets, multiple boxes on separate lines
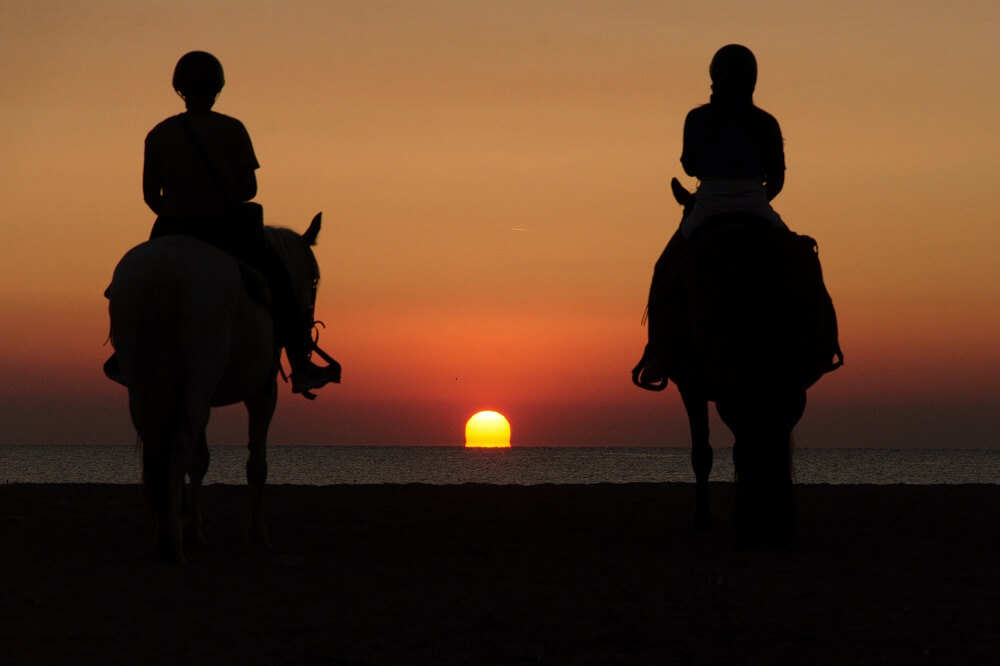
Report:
263,226,317,305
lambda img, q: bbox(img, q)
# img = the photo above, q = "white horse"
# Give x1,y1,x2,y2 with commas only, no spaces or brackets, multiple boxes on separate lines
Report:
107,213,335,563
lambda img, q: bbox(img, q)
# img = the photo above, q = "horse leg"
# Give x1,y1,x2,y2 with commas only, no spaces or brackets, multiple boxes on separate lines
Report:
718,398,753,538
185,430,210,546
681,388,712,530
723,390,805,547
763,390,806,542
746,424,794,546
245,380,277,547
165,452,187,564
143,432,188,564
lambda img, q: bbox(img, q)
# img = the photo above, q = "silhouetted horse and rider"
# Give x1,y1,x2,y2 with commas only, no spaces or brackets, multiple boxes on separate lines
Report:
105,52,341,562
106,46,841,560
633,45,842,545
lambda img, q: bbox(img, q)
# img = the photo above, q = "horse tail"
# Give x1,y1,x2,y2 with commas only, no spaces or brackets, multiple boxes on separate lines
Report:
125,271,188,560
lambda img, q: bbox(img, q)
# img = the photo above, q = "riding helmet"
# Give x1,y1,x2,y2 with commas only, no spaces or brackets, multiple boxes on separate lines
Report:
172,51,225,97
709,44,757,97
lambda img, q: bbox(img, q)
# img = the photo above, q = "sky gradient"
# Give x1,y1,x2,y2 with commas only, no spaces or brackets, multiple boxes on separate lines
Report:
2,1,998,448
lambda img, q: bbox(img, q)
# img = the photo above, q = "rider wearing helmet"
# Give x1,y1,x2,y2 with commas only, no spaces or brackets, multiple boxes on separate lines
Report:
144,52,258,232
634,44,788,390
108,51,339,396
679,43,786,238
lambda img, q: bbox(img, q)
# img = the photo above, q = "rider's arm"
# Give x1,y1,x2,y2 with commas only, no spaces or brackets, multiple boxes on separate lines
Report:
763,112,786,201
680,108,703,178
229,118,260,203
142,140,163,215
232,169,257,203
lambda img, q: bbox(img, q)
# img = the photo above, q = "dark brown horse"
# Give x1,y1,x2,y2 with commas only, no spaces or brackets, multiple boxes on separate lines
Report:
635,179,842,544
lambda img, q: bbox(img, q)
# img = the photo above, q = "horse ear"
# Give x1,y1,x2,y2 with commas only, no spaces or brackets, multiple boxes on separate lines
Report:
671,178,695,210
303,212,322,246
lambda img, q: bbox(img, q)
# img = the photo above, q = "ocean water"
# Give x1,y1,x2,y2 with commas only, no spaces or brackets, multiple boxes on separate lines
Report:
1,445,997,485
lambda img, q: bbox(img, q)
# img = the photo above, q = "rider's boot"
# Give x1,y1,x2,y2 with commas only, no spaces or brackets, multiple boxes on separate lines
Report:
291,361,341,395
288,336,341,396
253,241,341,397
631,344,667,391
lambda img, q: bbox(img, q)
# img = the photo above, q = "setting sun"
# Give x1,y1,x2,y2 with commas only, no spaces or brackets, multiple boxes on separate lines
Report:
464,411,512,448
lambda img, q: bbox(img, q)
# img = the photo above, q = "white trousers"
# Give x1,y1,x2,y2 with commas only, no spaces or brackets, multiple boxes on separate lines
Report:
680,179,787,239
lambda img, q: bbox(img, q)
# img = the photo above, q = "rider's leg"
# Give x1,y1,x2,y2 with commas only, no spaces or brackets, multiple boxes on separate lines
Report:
634,228,688,388
252,243,340,395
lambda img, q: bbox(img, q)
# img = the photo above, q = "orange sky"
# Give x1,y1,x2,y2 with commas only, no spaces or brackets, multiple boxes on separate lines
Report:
2,1,998,448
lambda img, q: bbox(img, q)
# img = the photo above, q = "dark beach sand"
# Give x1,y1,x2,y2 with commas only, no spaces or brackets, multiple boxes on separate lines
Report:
1,483,997,664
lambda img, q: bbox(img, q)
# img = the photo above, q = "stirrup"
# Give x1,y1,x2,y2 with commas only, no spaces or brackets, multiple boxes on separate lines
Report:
291,363,340,400
281,320,343,399
290,340,342,400
631,352,668,392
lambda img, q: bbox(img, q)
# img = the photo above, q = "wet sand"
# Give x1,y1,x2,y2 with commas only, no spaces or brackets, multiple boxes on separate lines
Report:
1,483,997,664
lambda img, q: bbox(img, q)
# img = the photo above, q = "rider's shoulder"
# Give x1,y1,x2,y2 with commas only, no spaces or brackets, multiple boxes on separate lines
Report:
685,103,713,121
146,112,251,144
749,105,781,129
147,114,181,135
202,111,253,141
145,115,181,146
205,110,248,127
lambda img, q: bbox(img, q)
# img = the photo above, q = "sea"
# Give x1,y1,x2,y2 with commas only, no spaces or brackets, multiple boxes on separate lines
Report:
1,445,998,486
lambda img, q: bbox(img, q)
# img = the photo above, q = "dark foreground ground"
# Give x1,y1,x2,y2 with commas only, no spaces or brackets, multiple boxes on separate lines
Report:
1,483,997,664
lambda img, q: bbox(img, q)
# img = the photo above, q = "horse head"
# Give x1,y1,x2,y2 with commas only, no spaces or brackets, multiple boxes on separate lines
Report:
263,213,341,390
264,213,323,322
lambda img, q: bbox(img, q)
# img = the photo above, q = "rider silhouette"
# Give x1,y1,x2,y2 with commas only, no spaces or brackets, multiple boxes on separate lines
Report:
106,51,339,396
634,44,788,389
